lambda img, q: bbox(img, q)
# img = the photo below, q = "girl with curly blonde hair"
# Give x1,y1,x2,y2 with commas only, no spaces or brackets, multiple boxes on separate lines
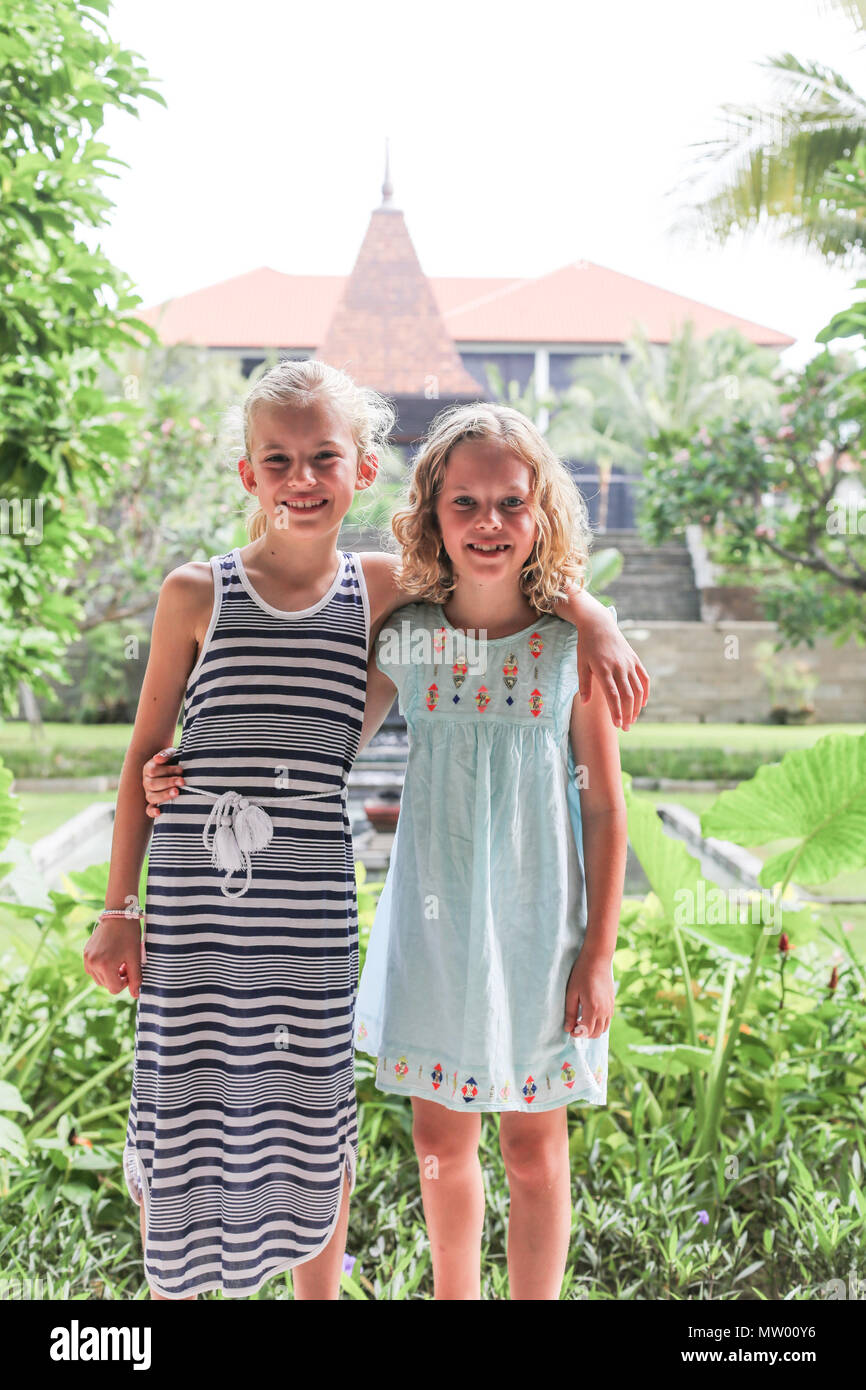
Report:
356,399,634,1300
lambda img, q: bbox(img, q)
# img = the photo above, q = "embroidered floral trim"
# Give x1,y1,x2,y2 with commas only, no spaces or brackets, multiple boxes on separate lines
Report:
365,1041,609,1106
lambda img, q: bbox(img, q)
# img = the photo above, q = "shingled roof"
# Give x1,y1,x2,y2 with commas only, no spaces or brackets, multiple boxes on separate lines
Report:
138,150,796,356
315,163,481,396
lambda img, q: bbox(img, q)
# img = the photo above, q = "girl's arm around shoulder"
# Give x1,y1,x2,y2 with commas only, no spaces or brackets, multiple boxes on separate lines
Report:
359,653,398,752
83,563,213,999
569,673,628,967
554,580,650,732
358,551,422,649
358,609,399,752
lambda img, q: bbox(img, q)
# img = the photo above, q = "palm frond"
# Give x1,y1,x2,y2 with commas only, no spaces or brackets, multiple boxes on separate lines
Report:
818,0,866,33
665,51,866,256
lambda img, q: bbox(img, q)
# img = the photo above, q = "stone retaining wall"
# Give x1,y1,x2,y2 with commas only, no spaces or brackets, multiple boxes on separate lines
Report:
619,621,865,723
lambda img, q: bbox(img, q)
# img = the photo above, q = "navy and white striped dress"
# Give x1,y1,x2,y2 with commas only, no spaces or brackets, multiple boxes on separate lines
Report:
123,546,369,1299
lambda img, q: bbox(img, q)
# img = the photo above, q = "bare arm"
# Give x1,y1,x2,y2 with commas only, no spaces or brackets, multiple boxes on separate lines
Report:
358,653,398,752
357,551,417,651
552,580,649,731
360,552,650,730
562,675,628,1039
82,564,211,998
357,606,398,752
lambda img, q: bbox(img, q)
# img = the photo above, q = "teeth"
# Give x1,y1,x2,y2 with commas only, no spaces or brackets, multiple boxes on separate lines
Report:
283,499,326,509
469,543,508,551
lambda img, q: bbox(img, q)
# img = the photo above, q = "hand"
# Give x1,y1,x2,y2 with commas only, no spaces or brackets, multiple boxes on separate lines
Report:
143,747,185,819
577,614,649,731
83,917,143,999
564,953,614,1039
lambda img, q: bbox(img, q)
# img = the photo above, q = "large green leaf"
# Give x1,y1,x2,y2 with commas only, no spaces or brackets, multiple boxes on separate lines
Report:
701,733,866,888
625,774,704,917
624,776,765,956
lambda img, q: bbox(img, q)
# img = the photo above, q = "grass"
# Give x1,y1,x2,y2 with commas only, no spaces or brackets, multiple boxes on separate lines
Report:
2,770,865,1301
620,721,866,749
11,792,119,845
0,722,160,752
2,719,864,749
2,720,864,785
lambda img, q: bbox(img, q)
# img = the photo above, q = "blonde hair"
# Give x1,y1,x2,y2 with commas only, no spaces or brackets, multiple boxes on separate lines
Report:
389,402,592,612
223,359,397,541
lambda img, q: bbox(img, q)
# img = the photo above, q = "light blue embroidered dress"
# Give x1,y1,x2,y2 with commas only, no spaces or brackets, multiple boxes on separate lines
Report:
354,601,613,1113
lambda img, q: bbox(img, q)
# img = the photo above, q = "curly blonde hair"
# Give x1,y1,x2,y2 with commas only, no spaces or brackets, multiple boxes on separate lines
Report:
222,359,397,541
389,402,592,612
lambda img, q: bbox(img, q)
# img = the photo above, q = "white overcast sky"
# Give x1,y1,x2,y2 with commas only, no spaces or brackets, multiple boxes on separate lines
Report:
96,0,866,369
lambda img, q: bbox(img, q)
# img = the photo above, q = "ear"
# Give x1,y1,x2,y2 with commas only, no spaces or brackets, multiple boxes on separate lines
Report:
356,450,379,491
238,456,257,496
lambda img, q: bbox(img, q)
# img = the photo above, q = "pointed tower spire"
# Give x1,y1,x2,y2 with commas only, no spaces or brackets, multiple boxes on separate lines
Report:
317,164,482,431
380,137,396,210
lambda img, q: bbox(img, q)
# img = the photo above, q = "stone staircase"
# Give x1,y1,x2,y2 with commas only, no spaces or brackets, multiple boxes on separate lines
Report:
595,529,701,622
339,522,702,623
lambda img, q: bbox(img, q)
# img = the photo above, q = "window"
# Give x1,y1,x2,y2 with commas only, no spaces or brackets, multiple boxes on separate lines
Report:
459,353,536,395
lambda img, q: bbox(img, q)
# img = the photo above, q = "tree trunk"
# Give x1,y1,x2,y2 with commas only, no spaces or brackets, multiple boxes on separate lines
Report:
17,682,44,740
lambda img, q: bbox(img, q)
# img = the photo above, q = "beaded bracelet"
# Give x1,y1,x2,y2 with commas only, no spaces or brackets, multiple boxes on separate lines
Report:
92,908,147,965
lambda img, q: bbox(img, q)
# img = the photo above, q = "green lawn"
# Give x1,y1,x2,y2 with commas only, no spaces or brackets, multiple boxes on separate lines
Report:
2,720,863,753
0,722,182,751
7,726,865,920
619,721,866,750
11,791,120,845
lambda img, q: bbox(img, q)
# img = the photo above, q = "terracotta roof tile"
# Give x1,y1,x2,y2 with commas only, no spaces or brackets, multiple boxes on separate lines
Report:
315,208,480,395
138,260,795,352
139,267,342,349
440,260,795,346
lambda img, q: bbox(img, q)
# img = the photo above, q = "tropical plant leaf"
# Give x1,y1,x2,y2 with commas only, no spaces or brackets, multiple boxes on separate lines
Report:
625,775,705,918
701,733,866,887
625,777,761,956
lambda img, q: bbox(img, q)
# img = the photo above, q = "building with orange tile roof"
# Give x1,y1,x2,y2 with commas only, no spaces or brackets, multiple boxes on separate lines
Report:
140,154,795,446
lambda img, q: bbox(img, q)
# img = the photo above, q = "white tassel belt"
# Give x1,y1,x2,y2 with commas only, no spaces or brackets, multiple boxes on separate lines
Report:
177,784,349,898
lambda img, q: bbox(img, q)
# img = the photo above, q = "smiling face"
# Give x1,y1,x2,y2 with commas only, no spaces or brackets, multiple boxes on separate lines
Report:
434,438,539,583
239,398,376,529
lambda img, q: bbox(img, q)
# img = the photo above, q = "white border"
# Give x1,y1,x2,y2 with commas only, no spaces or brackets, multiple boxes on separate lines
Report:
233,546,343,619
353,551,371,652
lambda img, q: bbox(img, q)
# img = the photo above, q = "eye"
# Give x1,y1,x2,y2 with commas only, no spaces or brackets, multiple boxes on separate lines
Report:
452,496,525,507
264,451,337,463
